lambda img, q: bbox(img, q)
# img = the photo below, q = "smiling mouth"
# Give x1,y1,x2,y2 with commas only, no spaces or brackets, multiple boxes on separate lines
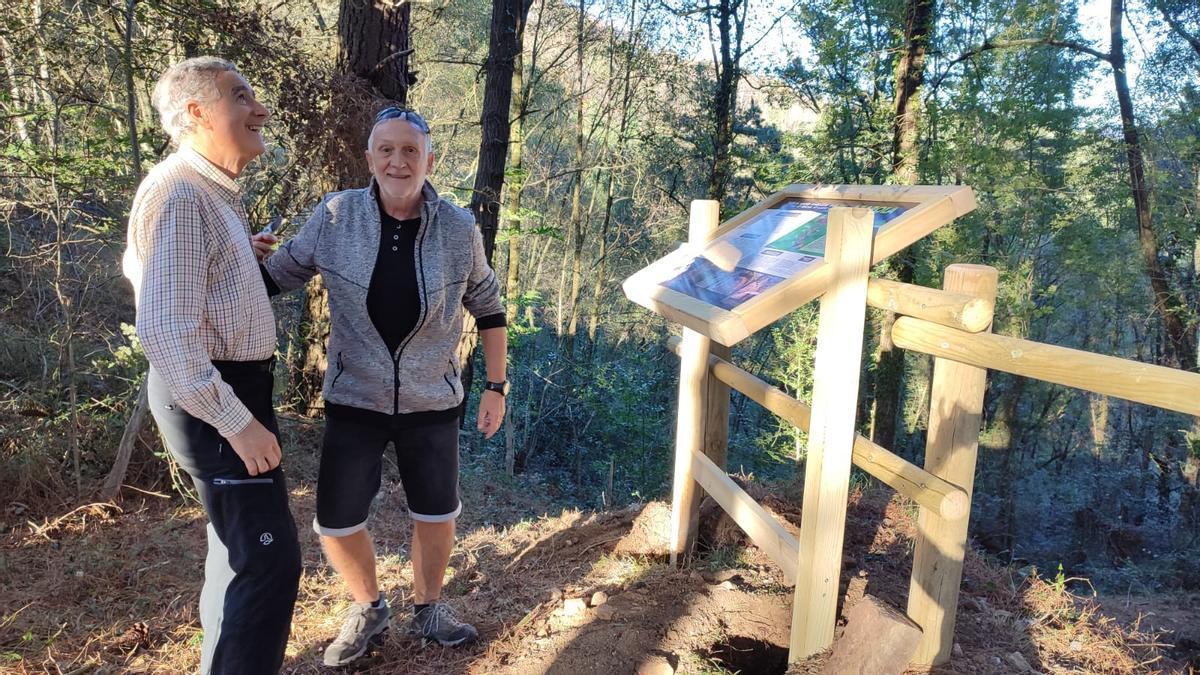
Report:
247,125,263,133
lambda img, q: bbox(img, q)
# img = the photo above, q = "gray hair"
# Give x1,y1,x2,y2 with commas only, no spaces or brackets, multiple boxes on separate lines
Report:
152,56,238,144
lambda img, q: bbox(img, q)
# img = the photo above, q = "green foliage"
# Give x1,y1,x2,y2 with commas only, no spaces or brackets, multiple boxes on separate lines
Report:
739,305,820,470
699,545,750,572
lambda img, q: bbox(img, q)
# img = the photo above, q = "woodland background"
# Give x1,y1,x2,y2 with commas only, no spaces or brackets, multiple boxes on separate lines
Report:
1,0,1198,606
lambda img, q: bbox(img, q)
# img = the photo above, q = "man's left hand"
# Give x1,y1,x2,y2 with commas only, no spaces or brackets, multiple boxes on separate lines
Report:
477,390,505,439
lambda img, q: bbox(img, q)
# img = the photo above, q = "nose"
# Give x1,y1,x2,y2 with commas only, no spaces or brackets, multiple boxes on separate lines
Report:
253,100,269,120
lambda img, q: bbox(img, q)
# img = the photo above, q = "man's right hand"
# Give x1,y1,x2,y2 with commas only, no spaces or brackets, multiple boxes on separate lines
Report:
227,418,282,476
251,232,278,262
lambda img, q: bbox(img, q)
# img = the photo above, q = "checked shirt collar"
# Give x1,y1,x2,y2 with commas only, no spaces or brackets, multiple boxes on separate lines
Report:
178,146,243,203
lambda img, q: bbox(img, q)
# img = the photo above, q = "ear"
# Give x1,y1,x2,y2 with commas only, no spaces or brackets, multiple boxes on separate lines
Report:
426,152,436,173
365,149,375,175
186,99,209,130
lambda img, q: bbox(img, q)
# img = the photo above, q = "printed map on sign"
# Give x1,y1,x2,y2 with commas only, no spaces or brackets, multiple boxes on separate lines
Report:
660,199,909,310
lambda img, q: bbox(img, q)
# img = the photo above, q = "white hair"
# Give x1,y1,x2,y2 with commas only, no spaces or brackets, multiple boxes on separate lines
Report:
152,56,238,144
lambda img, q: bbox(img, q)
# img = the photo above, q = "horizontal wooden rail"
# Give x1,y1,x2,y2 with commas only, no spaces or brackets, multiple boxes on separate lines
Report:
668,336,970,520
691,450,800,583
866,278,993,333
891,317,1200,417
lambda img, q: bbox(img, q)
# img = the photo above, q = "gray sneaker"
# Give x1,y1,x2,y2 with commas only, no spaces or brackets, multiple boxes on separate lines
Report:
323,596,390,667
409,602,478,647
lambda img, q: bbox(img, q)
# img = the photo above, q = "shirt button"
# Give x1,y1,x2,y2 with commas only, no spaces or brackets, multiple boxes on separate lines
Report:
392,246,398,251
393,234,399,240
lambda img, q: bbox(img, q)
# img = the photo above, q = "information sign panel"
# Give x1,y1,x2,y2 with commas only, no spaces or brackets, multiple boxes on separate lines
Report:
623,184,976,345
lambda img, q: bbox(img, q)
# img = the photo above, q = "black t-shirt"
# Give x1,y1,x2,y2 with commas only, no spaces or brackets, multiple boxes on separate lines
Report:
366,195,422,356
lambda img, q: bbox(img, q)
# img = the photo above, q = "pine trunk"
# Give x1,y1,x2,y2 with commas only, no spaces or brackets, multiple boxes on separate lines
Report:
297,0,415,412
871,0,934,452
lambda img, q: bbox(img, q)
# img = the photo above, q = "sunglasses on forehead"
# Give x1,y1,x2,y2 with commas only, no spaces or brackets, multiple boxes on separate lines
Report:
375,106,430,132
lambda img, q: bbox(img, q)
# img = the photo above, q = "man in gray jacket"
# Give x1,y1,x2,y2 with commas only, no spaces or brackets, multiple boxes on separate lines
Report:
258,107,507,667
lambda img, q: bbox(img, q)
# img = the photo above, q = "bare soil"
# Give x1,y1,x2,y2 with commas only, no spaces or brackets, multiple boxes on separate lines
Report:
0,414,1186,674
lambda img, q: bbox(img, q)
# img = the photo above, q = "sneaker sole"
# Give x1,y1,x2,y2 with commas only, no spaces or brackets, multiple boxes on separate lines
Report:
410,631,477,648
323,627,390,667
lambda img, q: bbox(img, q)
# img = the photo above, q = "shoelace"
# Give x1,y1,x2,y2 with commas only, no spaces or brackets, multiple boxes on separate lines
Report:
338,605,371,641
420,603,458,634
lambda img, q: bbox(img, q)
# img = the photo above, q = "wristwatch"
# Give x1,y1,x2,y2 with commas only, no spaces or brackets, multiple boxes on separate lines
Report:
484,380,510,396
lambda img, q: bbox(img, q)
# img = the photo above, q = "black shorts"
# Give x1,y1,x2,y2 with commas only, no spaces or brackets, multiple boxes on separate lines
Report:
314,404,462,537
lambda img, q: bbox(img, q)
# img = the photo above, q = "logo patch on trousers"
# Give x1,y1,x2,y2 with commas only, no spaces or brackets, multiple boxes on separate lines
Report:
260,532,274,546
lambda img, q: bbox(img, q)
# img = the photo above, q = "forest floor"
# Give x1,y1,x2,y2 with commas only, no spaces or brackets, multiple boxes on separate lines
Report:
0,413,1192,674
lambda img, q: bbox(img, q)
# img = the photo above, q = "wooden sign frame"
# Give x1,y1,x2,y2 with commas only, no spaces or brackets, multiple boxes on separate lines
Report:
622,184,977,346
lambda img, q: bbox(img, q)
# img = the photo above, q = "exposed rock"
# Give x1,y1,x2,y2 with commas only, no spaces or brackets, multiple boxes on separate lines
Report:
562,598,587,615
1006,651,1032,672
635,654,674,675
822,595,921,675
595,604,618,621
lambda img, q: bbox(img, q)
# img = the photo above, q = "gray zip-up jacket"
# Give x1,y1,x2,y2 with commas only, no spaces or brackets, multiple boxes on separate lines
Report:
264,181,504,415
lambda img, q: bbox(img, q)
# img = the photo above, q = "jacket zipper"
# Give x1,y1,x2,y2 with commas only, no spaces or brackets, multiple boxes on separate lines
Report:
391,201,433,414
444,359,457,396
331,351,345,389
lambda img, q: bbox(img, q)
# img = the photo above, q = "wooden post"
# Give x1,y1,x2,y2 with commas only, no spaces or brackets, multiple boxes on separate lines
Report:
906,264,997,666
789,207,875,660
669,199,722,566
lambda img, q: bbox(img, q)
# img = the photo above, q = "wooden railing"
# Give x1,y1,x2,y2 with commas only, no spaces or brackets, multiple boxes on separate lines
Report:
664,200,1200,667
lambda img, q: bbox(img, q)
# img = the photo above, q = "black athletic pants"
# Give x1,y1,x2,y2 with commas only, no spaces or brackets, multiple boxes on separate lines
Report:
147,360,301,675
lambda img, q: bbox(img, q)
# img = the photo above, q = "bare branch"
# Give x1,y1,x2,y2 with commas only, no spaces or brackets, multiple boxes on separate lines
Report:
1154,1,1200,58
929,36,1111,92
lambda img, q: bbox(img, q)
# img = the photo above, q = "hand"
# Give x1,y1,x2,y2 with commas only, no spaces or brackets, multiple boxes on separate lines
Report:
476,390,506,439
227,418,282,476
250,232,278,262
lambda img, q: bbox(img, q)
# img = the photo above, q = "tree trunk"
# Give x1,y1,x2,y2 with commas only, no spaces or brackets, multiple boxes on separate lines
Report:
0,34,29,144
586,170,614,351
990,377,1026,561
586,0,638,359
470,0,533,261
52,196,80,491
566,0,587,358
123,0,143,181
459,0,534,417
555,245,568,336
1108,0,1196,373
297,276,332,415
504,49,527,324
707,0,738,202
103,380,149,500
1108,1,1199,521
890,0,933,184
871,0,934,452
336,0,414,102
297,0,415,411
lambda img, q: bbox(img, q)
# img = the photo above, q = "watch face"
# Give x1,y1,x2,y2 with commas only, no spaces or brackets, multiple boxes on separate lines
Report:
487,381,509,395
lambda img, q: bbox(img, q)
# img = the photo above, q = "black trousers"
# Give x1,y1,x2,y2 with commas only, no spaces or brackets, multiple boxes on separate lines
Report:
148,361,301,675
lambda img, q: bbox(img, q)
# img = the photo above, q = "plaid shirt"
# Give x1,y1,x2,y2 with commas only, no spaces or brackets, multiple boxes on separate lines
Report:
123,147,275,437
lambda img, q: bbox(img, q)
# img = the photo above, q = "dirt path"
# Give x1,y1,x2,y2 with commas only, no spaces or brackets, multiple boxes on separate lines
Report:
0,416,1182,673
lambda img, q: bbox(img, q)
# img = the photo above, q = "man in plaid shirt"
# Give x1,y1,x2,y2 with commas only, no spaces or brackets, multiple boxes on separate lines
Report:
124,57,300,674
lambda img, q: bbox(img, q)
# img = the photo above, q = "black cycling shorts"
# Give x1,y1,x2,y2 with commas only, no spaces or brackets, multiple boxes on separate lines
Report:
314,404,461,537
